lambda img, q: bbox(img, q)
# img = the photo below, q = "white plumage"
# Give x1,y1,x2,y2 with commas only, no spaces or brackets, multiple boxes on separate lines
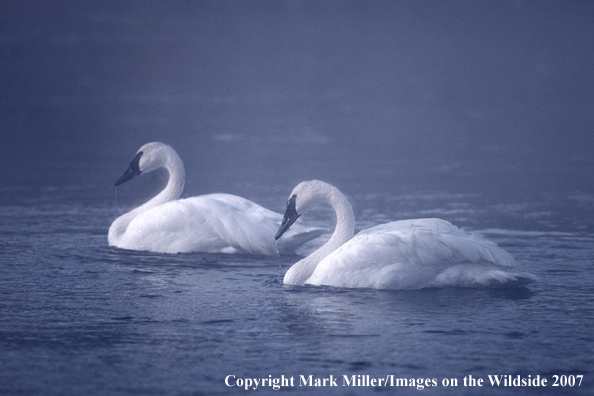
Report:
275,180,537,289
108,142,324,254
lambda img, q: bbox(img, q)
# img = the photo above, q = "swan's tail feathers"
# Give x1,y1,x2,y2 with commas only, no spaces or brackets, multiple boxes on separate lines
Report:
503,271,539,286
432,264,539,288
476,270,539,288
276,227,327,254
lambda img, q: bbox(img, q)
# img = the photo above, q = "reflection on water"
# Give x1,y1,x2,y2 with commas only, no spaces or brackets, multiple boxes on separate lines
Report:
0,185,593,394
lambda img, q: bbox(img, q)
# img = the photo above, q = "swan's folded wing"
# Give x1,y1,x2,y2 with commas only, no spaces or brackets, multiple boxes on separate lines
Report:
121,194,324,255
307,218,521,289
190,195,325,255
204,194,326,254
184,196,279,255
307,226,447,289
123,200,230,253
376,218,517,268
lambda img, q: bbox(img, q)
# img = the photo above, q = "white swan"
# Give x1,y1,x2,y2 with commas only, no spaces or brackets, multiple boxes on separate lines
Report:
108,142,325,254
275,180,537,289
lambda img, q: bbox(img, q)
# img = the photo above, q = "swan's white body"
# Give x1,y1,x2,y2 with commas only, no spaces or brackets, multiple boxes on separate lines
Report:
275,180,537,289
108,143,324,254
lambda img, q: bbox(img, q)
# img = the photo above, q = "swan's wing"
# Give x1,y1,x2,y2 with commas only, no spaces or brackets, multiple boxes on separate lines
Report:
121,199,234,253
182,195,281,255
307,218,529,289
203,194,327,254
202,194,271,214
120,194,324,255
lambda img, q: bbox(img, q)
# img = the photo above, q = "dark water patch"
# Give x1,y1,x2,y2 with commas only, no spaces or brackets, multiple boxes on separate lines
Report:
110,316,135,322
504,331,527,339
201,319,235,325
330,334,381,339
348,361,373,371
422,329,471,336
546,269,581,275
139,294,163,299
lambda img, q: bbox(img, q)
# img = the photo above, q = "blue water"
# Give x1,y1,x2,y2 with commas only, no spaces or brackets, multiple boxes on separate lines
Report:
2,1,594,395
1,179,593,395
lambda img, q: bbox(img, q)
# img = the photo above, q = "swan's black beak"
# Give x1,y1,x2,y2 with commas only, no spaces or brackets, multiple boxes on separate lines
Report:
275,195,300,240
115,151,143,186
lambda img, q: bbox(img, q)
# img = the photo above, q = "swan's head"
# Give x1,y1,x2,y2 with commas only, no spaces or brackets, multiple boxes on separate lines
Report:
275,180,333,240
114,142,178,186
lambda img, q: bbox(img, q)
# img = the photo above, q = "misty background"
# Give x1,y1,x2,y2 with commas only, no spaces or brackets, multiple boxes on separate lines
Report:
1,0,593,204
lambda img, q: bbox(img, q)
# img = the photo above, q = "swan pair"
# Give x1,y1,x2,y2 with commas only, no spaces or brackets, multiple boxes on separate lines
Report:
109,142,536,289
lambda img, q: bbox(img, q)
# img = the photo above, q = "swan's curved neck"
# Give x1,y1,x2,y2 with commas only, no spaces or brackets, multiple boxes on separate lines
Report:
148,158,185,208
284,185,355,285
109,150,185,244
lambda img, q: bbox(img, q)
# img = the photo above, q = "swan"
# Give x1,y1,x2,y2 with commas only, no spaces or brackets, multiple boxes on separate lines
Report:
275,180,537,289
108,142,325,254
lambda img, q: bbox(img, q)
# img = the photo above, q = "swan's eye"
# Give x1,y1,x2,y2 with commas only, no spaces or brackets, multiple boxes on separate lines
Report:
287,195,296,207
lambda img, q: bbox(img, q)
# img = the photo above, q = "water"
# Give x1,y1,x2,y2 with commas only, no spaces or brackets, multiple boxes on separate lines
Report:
1,178,593,395
2,1,594,395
